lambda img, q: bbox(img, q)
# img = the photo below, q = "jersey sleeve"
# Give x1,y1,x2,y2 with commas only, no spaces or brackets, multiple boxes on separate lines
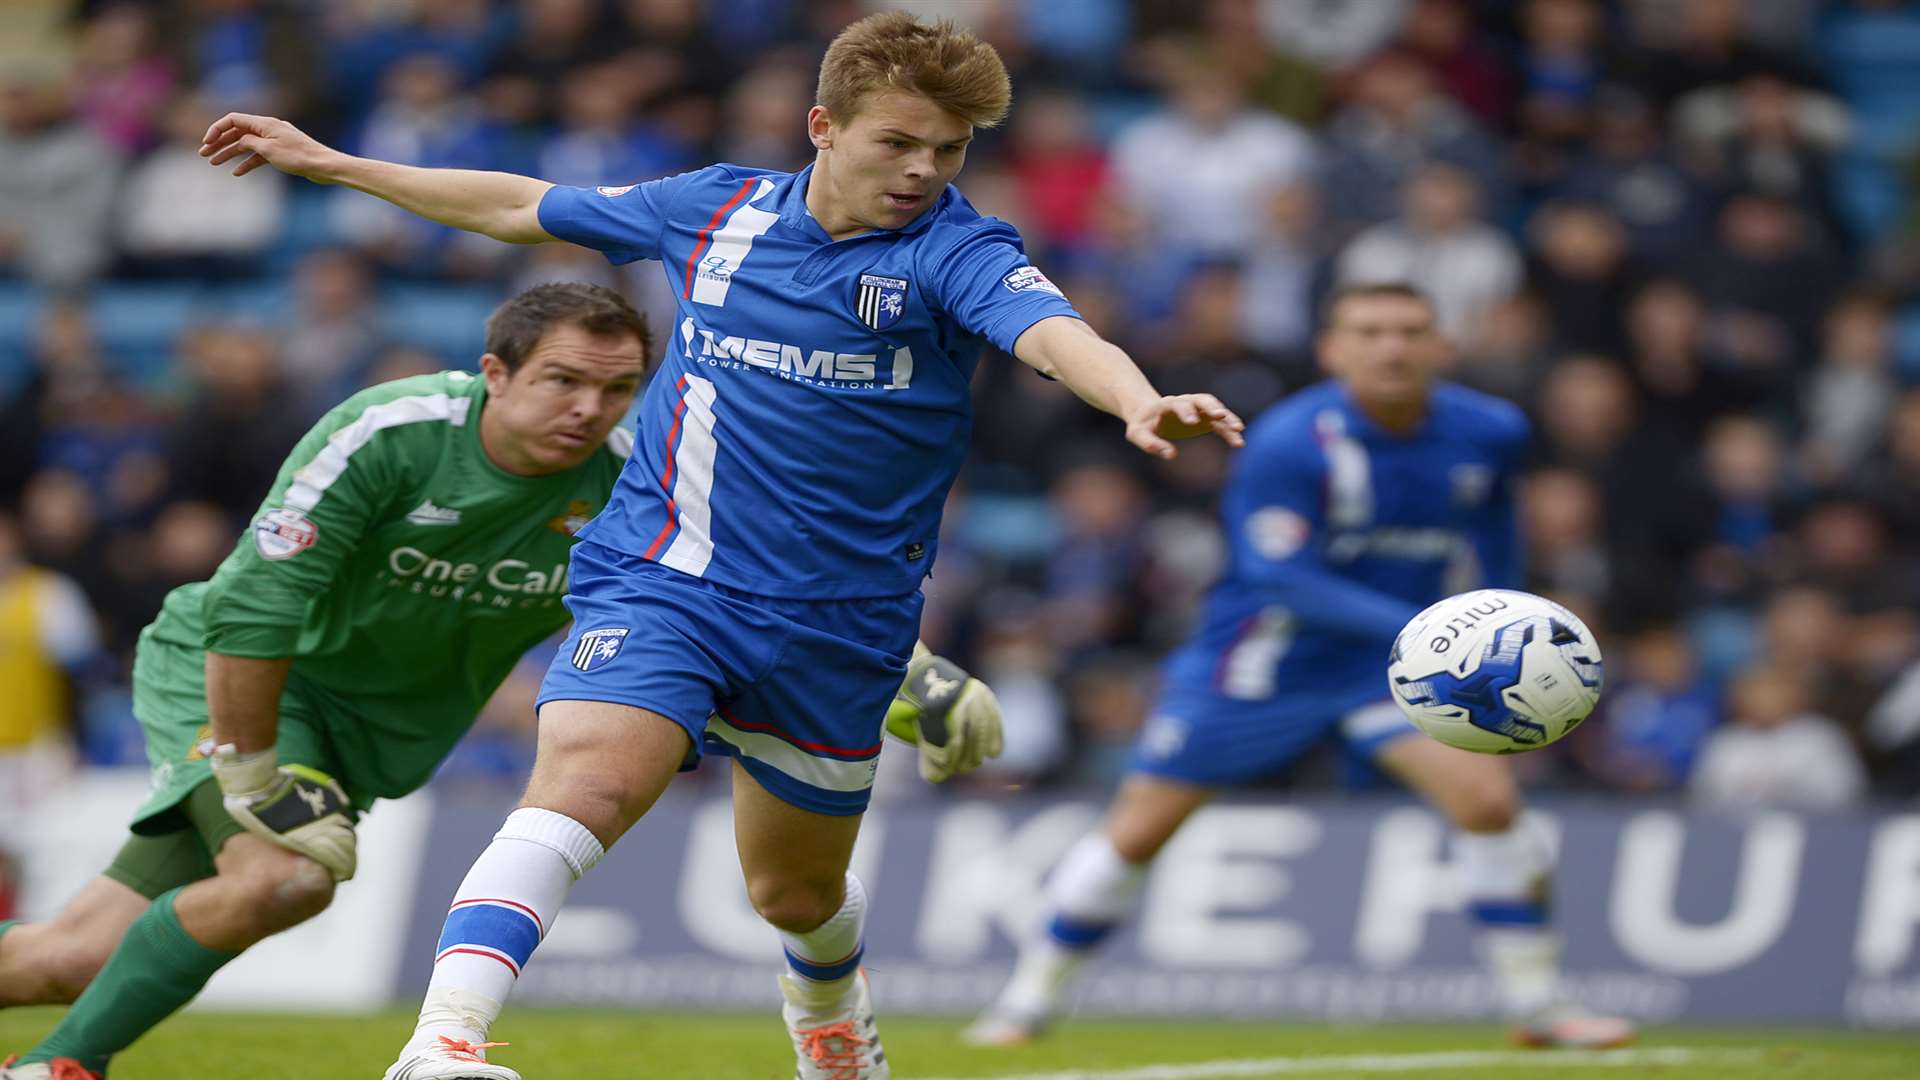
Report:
1223,423,1423,641
1467,404,1530,590
198,397,414,659
536,170,700,265
926,221,1082,352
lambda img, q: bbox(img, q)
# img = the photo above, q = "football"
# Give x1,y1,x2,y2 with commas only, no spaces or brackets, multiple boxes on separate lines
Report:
1387,589,1604,754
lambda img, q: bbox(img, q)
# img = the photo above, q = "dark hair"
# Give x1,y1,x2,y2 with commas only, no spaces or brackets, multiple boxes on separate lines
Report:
1320,281,1434,327
483,283,652,373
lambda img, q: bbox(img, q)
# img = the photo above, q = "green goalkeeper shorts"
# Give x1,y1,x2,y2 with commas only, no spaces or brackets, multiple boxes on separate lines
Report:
103,779,236,899
123,632,352,845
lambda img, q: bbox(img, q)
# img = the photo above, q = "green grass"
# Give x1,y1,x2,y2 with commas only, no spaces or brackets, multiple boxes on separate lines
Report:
3,1009,1915,1079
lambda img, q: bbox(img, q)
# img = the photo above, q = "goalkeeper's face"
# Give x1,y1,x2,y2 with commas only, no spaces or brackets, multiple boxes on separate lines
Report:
808,90,973,235
480,323,647,476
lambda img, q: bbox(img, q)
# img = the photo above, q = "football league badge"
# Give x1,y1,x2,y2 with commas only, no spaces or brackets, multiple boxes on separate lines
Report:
856,272,909,331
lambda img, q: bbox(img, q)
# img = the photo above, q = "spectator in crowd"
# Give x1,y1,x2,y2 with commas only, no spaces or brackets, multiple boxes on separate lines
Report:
1693,192,1840,381
0,76,120,289
1801,293,1899,485
1525,200,1635,355
0,510,102,914
330,52,493,269
70,2,176,157
714,56,815,170
1397,0,1511,129
1237,183,1325,362
119,92,287,279
1109,43,1317,261
1456,291,1552,402
1336,161,1521,339
1521,466,1612,601
1562,85,1713,264
281,248,386,415
1004,89,1109,261
1623,279,1757,453
1256,0,1410,72
1320,49,1503,240
1692,665,1867,809
1674,72,1850,241
1576,620,1719,792
161,324,300,527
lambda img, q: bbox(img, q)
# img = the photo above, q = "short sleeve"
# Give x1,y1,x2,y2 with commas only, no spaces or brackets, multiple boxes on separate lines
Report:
1222,424,1325,574
537,171,698,265
928,222,1081,352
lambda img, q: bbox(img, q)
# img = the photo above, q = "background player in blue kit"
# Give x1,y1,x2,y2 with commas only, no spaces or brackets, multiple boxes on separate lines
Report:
967,283,1635,1052
200,12,1243,1080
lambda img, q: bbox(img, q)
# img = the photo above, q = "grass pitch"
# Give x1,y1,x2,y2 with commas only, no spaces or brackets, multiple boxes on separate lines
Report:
2,1008,1915,1079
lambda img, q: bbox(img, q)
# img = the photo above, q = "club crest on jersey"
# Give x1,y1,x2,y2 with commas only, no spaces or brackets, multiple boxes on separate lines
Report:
856,273,909,331
572,627,630,672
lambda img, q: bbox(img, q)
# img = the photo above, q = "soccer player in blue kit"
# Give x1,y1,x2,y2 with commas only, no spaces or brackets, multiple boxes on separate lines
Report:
968,284,1635,1051
200,12,1243,1079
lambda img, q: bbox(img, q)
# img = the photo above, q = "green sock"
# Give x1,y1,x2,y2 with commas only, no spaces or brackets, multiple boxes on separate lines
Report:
21,889,238,1072
0,919,18,944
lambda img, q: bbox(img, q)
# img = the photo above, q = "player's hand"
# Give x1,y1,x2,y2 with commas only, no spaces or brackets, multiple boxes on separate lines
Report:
886,647,1004,783
200,113,343,182
1125,393,1245,460
210,745,358,881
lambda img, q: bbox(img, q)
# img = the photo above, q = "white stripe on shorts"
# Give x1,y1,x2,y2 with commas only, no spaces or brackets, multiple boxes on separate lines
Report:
704,713,879,793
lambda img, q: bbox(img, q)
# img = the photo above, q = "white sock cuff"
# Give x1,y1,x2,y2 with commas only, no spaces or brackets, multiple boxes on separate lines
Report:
1455,813,1554,900
497,807,605,879
1049,831,1147,923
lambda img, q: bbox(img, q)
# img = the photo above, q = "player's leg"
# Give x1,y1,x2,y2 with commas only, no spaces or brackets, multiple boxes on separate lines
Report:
387,699,689,1080
0,876,148,1008
8,781,336,1077
964,772,1214,1045
1372,729,1634,1048
730,762,888,1079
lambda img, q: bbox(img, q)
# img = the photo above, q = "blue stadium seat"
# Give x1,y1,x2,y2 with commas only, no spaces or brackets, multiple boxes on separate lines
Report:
0,283,41,387
89,284,199,373
381,284,504,363
1896,305,1920,384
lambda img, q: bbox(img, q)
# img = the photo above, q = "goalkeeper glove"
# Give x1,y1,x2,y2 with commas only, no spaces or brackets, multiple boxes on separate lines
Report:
210,744,358,882
886,646,1004,783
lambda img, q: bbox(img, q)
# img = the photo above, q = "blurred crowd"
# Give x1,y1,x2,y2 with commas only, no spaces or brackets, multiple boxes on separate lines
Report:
4,0,1920,846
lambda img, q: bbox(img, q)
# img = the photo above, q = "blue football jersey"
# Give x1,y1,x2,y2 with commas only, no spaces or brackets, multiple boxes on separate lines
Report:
539,163,1081,598
1161,380,1529,701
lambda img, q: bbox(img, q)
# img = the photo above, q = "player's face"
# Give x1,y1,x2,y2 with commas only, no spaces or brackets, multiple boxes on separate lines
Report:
809,90,973,235
1321,296,1442,410
480,323,646,476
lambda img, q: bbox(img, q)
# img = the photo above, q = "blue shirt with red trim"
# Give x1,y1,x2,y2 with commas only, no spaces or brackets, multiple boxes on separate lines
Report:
1161,379,1528,702
538,163,1081,598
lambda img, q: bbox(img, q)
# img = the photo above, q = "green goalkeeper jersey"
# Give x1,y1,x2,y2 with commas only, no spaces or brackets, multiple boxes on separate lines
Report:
144,369,629,802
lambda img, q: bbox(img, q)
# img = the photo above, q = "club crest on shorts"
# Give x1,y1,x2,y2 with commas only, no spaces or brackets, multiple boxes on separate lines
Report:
572,627,630,672
856,272,909,331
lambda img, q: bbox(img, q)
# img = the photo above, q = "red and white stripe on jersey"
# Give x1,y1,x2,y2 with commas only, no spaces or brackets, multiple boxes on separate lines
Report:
683,177,778,308
643,373,720,577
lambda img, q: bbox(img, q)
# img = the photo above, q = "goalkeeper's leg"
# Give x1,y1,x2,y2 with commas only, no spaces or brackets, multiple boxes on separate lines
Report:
9,780,336,1075
0,876,147,1008
965,775,1213,1045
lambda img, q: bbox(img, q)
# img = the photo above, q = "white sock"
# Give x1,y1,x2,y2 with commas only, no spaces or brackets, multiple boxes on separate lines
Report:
778,872,868,1003
412,808,605,1048
1456,815,1559,1019
998,832,1146,1018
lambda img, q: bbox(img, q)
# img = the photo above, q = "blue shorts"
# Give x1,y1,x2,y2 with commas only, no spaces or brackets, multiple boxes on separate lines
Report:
538,541,922,815
1129,682,1420,787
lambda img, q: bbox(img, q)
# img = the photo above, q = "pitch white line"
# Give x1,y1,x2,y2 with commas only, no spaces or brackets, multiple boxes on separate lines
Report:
920,1047,1764,1080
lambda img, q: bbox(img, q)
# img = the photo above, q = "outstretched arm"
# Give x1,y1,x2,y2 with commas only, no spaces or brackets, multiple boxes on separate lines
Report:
200,112,555,244
1012,315,1245,460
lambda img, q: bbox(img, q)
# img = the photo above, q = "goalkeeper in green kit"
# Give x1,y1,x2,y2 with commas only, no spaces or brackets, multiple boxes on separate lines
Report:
0,283,1000,1080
